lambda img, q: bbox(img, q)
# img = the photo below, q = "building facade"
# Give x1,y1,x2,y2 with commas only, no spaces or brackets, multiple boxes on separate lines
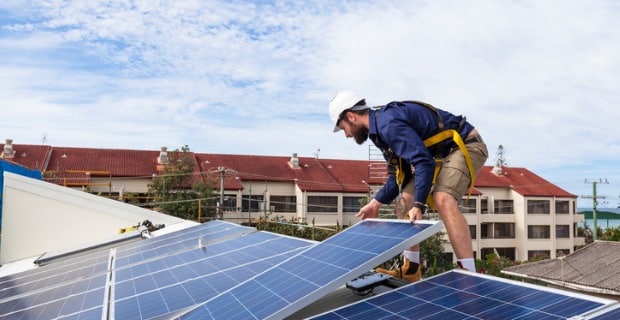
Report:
1,139,584,262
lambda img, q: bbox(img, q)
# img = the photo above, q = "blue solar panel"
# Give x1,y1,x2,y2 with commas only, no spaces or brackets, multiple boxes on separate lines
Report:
177,219,443,320
0,220,257,320
112,231,314,319
114,220,254,267
309,270,617,320
0,249,110,302
0,274,107,319
0,220,250,306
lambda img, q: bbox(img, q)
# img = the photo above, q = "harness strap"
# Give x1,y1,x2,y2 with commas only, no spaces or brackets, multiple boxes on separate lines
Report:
422,129,476,209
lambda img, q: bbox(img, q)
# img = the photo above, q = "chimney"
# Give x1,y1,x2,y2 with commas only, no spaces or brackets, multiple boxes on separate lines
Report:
491,161,503,176
157,147,169,164
2,139,15,159
289,153,300,169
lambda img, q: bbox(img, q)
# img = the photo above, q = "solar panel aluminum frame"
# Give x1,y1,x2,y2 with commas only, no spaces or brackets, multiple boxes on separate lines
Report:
583,303,620,320
270,219,444,319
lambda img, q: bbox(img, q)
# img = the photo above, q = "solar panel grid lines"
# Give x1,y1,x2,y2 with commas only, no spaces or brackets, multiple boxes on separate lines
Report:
176,219,444,320
0,220,259,320
111,247,311,319
0,249,110,301
111,231,315,320
308,270,619,320
114,220,256,268
0,220,252,313
0,274,108,320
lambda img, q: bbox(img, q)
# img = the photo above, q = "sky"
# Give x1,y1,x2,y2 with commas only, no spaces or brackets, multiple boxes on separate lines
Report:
1,1,619,209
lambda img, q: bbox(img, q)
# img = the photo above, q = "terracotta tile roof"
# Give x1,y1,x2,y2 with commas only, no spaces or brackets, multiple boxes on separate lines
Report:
475,166,576,197
195,153,374,193
502,241,620,295
0,143,51,171
1,141,577,199
45,146,160,177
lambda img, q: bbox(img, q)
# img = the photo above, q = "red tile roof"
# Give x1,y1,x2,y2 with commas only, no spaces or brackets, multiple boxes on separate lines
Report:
0,144,52,171
476,166,575,197
1,141,575,198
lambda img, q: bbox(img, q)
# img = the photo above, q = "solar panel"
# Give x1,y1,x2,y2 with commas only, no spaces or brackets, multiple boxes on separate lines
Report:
176,219,443,320
0,270,108,319
0,220,260,320
309,269,618,320
111,231,314,319
114,220,254,269
0,249,110,302
0,220,251,304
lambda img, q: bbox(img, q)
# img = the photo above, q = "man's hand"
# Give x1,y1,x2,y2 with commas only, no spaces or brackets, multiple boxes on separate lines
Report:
408,207,423,224
357,198,383,220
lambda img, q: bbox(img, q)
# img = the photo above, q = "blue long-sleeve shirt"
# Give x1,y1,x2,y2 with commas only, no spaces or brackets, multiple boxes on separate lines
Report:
370,101,475,205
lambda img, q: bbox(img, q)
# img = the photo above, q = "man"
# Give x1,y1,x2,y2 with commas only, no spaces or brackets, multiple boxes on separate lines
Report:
329,90,488,281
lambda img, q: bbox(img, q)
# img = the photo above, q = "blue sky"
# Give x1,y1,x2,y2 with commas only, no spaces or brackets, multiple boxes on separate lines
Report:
1,1,619,208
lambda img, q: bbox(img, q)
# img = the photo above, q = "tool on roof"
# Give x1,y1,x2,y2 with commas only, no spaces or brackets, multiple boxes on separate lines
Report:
118,219,165,238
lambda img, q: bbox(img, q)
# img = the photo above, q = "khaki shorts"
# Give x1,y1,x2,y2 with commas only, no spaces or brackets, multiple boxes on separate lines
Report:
402,140,488,201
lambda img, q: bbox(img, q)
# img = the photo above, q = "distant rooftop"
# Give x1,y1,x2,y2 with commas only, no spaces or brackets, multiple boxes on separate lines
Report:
502,241,620,296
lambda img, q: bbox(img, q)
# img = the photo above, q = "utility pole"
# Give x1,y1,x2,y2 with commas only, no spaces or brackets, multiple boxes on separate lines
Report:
213,167,235,220
218,167,225,219
582,179,608,241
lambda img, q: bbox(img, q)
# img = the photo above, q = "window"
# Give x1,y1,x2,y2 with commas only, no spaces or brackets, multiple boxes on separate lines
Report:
222,195,237,212
343,196,363,213
495,223,515,238
481,223,515,239
308,196,338,213
528,225,550,239
528,200,550,214
469,225,477,239
460,198,477,213
528,250,550,260
494,200,513,214
556,225,570,238
481,198,489,214
557,249,570,257
270,195,296,212
242,195,264,212
481,248,515,260
555,200,569,214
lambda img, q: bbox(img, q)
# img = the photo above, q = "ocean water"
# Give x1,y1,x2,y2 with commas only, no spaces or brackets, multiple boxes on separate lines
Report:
582,219,620,229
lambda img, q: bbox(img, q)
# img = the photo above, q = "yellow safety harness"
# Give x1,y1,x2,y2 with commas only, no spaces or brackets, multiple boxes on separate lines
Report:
393,102,476,210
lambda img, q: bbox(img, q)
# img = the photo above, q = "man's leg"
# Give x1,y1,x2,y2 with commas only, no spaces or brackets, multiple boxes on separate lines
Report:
434,191,475,271
433,138,487,272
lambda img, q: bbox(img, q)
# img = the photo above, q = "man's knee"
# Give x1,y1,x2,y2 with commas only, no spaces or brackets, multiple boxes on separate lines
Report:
432,192,458,210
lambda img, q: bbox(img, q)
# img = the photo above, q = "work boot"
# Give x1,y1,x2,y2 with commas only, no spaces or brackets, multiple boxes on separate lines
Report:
375,258,421,283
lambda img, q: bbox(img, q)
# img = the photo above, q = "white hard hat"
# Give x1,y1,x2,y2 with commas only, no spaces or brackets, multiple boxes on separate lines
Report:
329,90,367,132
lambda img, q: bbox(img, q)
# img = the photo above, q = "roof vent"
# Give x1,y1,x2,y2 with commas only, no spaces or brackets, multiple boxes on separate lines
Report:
289,153,300,169
491,163,503,176
2,139,15,159
158,147,169,164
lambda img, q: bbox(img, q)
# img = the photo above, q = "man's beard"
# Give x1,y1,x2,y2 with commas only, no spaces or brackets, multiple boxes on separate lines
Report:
351,123,369,145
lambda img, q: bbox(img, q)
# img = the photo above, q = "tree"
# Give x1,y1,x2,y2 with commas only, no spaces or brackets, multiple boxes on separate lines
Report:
148,145,215,220
421,231,452,277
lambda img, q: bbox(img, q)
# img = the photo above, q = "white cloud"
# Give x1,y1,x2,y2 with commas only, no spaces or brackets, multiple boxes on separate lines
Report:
1,0,619,205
